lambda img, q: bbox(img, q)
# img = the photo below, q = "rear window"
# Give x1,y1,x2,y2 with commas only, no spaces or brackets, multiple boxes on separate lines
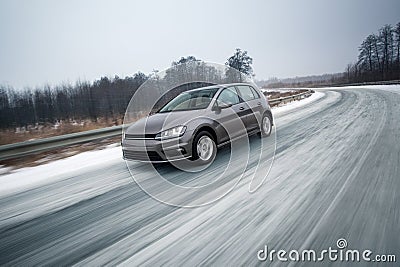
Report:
216,87,240,105
237,85,256,101
250,86,260,98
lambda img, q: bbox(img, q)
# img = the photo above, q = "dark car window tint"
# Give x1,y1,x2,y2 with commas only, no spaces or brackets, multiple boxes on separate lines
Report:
216,87,240,105
237,85,256,101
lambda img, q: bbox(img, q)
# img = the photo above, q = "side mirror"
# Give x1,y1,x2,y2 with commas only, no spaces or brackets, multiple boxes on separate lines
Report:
219,102,233,109
212,102,233,111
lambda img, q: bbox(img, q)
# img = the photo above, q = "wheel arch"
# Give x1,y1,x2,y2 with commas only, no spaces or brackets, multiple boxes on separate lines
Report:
263,110,274,126
193,124,218,144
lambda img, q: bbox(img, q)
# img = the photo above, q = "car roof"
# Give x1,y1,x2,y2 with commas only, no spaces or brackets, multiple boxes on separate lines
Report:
185,83,254,92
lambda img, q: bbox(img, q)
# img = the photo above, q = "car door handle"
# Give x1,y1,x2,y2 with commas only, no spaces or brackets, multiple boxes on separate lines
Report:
239,107,245,110
257,102,261,105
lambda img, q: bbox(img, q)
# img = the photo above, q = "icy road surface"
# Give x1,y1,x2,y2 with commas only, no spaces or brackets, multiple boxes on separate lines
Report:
0,86,399,266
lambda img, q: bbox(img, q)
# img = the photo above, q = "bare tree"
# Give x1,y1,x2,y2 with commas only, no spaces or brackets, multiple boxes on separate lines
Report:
358,35,374,72
379,25,394,74
394,22,400,74
346,21,400,83
371,34,382,74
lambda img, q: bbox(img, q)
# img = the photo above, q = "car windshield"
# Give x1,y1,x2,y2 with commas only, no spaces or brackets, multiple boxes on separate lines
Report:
158,88,219,112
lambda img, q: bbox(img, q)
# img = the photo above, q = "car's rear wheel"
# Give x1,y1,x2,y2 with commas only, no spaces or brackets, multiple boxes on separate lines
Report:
192,131,217,165
260,113,272,137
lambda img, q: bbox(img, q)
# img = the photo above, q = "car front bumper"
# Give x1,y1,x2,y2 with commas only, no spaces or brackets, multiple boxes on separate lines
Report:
121,131,193,162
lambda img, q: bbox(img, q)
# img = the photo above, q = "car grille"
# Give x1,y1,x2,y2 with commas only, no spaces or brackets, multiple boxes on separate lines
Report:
123,150,164,161
125,134,156,139
125,133,157,139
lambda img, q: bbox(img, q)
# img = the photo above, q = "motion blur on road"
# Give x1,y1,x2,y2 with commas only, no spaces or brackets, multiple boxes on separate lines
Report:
0,86,399,266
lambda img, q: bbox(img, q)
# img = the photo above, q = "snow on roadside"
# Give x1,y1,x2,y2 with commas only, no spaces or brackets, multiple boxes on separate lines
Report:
261,88,297,94
272,91,325,115
0,144,123,196
326,84,400,90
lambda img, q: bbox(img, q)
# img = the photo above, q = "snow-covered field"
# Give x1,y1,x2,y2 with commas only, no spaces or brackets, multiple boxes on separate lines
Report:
333,84,400,94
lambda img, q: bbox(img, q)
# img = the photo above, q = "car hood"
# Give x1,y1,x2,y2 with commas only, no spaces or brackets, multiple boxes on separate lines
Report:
126,109,205,135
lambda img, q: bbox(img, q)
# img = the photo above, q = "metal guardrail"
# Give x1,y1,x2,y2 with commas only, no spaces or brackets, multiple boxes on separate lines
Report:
0,90,313,161
0,125,123,161
267,90,313,106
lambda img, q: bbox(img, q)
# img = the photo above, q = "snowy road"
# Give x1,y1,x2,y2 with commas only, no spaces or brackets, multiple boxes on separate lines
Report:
0,86,399,266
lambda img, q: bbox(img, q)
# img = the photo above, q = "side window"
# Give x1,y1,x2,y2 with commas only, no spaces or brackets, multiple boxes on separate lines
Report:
237,85,256,101
249,86,261,99
216,87,240,105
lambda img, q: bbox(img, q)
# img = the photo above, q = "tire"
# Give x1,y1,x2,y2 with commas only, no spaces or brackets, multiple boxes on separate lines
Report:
191,131,217,165
260,113,272,137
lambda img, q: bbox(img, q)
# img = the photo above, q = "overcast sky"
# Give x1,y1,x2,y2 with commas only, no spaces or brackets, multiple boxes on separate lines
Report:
0,0,399,89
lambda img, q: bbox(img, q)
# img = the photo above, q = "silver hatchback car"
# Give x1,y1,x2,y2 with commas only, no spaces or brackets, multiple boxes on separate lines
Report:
122,83,273,165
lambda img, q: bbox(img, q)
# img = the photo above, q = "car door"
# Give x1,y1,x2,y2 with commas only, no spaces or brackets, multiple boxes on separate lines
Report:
236,85,260,131
213,86,248,143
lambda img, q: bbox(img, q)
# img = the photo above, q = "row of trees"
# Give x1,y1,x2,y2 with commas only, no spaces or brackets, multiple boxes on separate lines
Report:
0,73,148,129
346,22,400,82
0,49,254,129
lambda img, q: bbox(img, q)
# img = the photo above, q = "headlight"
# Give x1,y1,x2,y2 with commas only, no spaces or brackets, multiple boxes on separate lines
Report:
155,126,186,140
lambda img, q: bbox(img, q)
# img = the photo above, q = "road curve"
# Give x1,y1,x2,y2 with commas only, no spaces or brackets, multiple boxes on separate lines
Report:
0,86,399,266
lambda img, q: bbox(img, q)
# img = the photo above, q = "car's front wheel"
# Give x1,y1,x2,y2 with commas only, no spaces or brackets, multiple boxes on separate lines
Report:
192,131,217,165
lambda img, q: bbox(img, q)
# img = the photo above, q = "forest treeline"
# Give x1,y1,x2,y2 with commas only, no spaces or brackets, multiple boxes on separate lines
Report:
262,21,400,89
0,73,147,129
346,22,400,83
0,49,253,129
